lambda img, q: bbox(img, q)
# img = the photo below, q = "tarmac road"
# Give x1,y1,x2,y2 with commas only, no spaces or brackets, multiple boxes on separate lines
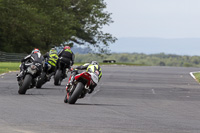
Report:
1,66,200,133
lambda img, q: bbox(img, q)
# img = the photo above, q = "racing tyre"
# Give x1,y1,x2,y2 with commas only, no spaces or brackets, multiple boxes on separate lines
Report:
18,74,32,94
36,72,46,88
68,82,84,104
54,70,62,85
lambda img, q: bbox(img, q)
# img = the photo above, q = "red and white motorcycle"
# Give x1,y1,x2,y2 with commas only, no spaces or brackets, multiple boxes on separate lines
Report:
64,70,99,104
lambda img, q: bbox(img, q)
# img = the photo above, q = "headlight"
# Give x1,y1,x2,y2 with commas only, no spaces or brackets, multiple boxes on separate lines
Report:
31,65,37,70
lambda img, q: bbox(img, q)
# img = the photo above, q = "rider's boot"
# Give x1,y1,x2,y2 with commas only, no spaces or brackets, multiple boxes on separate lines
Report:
16,71,23,81
68,75,75,85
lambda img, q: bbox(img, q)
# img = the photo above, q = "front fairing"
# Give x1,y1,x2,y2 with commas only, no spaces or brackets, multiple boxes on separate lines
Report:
26,65,37,76
25,62,41,77
89,72,99,84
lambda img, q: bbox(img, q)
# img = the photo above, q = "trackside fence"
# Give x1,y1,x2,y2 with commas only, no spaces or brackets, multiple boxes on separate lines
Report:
0,51,27,62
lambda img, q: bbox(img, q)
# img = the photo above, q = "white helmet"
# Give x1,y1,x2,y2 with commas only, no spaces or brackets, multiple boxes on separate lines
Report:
90,61,99,65
32,48,40,54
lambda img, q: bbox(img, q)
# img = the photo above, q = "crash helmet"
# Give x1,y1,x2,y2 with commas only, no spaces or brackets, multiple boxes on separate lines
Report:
32,48,40,54
49,48,57,54
64,46,71,50
90,61,99,65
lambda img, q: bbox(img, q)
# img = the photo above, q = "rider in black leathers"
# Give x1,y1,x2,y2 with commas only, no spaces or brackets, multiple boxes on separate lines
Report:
57,46,75,77
17,48,44,80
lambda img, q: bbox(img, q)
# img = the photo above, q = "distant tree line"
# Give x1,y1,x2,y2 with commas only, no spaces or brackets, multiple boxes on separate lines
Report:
0,0,116,54
74,53,200,67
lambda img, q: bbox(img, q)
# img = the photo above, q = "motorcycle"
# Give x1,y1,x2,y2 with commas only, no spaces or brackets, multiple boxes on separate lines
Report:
54,57,70,85
17,61,42,94
35,61,54,88
64,71,99,104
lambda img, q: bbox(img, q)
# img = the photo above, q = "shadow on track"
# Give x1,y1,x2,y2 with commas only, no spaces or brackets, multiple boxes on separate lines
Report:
35,87,64,90
73,103,126,107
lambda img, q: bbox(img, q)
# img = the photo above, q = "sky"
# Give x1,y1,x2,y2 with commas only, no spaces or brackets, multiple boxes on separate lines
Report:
103,0,200,55
103,0,200,38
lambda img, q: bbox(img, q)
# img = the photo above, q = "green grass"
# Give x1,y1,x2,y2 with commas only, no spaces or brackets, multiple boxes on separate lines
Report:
193,72,200,83
0,62,142,74
0,62,20,74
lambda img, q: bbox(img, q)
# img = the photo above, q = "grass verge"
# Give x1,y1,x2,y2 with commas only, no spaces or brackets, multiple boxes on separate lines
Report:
193,72,200,83
0,62,20,74
0,62,142,74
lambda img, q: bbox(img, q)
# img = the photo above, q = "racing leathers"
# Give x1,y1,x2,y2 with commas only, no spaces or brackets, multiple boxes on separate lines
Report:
43,52,58,75
58,48,75,77
58,48,75,68
17,52,44,80
68,63,102,93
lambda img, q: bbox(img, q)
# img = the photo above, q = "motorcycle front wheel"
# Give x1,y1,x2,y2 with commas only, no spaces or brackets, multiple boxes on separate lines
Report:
18,74,32,94
68,82,84,104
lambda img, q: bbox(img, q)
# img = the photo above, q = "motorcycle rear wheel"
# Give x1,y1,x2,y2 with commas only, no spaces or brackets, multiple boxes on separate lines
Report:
36,72,46,88
54,69,62,86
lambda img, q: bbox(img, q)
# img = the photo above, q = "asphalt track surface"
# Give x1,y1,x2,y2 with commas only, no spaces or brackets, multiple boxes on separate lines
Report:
1,66,200,133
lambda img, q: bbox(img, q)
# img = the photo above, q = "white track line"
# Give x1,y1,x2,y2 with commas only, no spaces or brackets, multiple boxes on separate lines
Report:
190,71,200,83
190,72,196,79
0,73,5,77
0,71,18,77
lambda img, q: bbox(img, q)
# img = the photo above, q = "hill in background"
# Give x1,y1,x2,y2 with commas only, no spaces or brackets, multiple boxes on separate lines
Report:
74,52,200,67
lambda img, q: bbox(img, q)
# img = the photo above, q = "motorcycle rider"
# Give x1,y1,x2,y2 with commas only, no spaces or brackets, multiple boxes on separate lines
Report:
67,61,102,94
43,48,59,80
57,46,75,77
17,48,43,81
